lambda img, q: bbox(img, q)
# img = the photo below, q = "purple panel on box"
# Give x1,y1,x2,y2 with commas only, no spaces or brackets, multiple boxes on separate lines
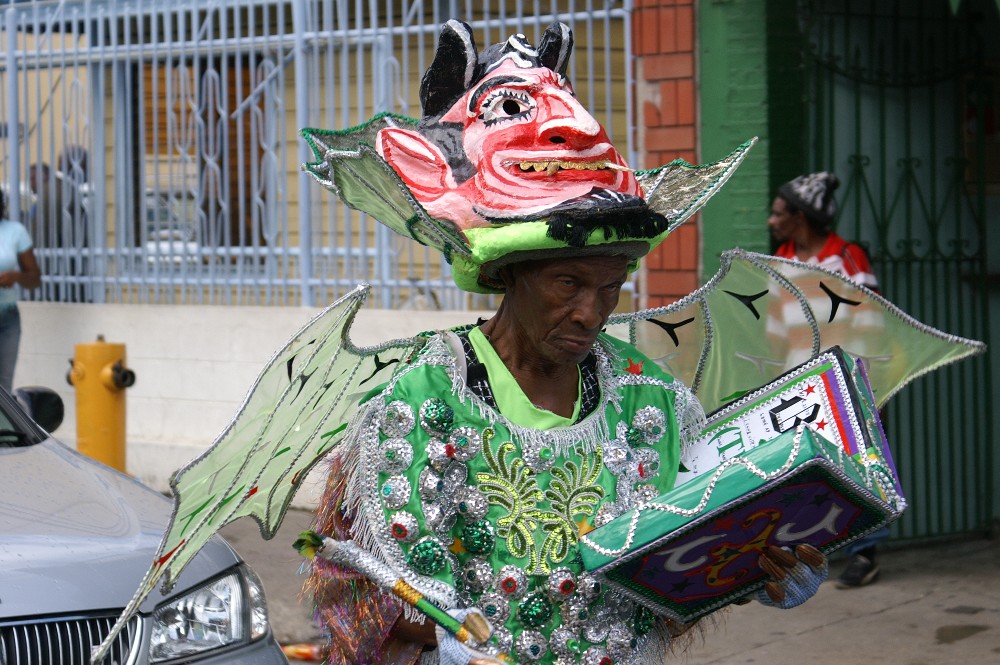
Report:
608,467,878,608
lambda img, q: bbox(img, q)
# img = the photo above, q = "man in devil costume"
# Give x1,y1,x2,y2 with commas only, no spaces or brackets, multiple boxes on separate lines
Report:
302,20,828,665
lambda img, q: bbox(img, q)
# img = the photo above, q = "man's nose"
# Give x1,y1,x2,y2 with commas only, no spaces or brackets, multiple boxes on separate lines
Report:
571,291,607,330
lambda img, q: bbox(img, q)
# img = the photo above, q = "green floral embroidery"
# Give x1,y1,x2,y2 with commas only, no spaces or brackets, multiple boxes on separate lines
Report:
477,431,606,574
541,447,605,565
476,429,550,573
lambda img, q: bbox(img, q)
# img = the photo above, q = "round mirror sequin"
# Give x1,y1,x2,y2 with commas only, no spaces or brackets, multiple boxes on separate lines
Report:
418,467,446,502
522,433,558,472
633,406,666,443
446,426,482,461
514,630,548,662
378,437,413,474
381,400,415,437
419,398,454,437
388,511,419,543
426,438,450,472
478,591,510,624
407,537,446,575
380,475,411,510
463,557,494,593
550,626,582,657
496,565,528,598
547,568,577,602
456,486,489,522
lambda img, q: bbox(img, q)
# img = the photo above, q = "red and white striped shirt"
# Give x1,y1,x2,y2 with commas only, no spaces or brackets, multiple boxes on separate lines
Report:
776,233,879,292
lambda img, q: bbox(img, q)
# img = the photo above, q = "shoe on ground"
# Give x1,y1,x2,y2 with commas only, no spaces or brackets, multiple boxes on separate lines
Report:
836,554,880,588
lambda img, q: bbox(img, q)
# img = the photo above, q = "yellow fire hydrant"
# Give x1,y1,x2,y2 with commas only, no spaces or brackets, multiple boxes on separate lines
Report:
67,335,136,472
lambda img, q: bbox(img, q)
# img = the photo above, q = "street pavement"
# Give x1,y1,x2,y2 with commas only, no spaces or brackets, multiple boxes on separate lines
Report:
221,508,1000,664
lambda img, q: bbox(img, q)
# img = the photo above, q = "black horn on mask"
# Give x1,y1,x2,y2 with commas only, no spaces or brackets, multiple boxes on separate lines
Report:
536,21,573,76
419,20,480,119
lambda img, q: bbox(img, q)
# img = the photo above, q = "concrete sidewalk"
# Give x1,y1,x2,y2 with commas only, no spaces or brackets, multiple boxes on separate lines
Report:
222,509,1000,664
677,537,1000,665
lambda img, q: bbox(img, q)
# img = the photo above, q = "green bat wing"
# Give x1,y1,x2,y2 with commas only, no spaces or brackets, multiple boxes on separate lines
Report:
607,248,985,414
301,114,472,261
93,284,422,662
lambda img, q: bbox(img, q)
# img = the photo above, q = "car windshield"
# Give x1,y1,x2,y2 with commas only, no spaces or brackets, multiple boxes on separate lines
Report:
0,395,32,447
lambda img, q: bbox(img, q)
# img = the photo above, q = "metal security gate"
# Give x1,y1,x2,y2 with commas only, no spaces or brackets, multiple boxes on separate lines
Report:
0,0,631,308
800,0,995,540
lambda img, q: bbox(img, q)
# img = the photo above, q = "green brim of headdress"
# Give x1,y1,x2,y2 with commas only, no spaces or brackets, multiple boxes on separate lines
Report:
302,113,756,294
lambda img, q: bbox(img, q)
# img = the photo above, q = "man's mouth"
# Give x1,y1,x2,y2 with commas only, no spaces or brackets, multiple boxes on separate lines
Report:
507,159,633,176
561,335,598,353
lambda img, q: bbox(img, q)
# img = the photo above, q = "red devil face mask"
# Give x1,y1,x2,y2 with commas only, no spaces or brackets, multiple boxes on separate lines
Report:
302,20,755,293
375,21,642,231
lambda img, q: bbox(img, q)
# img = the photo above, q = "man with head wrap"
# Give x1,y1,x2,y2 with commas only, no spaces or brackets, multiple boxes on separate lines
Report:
768,172,878,292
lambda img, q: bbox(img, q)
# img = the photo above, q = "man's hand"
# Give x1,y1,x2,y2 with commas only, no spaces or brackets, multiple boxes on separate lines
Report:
754,544,828,609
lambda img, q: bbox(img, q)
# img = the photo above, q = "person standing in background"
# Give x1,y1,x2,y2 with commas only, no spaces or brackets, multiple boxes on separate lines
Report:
768,172,878,290
0,189,42,392
59,146,91,303
28,163,63,248
768,171,887,588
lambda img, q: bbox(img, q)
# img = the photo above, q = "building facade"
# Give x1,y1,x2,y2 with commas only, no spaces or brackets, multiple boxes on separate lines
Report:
4,0,996,537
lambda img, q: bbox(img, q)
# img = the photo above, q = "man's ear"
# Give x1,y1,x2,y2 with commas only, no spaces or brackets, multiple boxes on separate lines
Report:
377,128,454,199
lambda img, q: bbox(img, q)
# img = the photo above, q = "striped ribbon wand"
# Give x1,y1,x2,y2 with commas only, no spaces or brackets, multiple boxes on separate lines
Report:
293,530,508,661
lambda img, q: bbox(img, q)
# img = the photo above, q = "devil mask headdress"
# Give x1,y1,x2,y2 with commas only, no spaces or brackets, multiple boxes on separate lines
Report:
303,20,755,292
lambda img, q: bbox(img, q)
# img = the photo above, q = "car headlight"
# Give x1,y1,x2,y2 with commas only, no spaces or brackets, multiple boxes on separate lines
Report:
149,564,270,662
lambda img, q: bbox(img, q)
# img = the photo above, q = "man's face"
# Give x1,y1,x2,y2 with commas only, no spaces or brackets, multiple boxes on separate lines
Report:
768,196,801,245
443,61,640,220
504,254,630,366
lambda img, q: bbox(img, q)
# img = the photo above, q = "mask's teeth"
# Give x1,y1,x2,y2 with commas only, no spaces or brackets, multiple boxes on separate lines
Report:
510,159,634,173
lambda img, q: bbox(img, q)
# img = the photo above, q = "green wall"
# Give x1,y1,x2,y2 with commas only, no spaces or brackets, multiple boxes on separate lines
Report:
698,0,806,277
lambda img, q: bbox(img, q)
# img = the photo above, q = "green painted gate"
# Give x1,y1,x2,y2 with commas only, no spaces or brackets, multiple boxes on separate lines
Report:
799,0,995,540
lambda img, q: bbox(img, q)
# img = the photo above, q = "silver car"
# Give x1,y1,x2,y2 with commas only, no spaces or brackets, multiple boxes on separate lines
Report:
0,387,288,664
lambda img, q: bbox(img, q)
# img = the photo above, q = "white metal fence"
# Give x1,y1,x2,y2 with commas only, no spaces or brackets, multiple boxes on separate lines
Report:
0,0,632,308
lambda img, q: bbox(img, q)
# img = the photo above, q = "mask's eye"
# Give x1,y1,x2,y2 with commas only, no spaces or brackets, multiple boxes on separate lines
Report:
479,90,534,126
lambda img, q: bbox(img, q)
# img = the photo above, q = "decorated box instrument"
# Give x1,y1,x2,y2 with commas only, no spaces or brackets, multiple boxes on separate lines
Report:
580,348,905,623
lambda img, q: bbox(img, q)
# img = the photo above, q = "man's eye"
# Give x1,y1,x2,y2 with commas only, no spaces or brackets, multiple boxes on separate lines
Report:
480,91,534,125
